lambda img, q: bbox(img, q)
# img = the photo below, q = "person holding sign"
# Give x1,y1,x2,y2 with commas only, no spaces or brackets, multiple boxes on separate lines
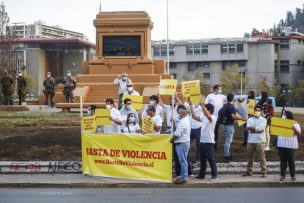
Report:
120,98,139,125
276,111,301,181
170,105,191,184
104,98,123,133
122,113,141,134
242,106,267,178
190,97,218,181
145,105,163,134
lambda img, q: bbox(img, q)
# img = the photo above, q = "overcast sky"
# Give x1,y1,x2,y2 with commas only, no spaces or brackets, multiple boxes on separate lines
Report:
3,0,304,43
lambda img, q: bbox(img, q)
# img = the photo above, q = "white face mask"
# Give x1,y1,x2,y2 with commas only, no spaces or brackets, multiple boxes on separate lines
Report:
67,73,71,77
125,104,132,110
106,104,112,110
127,87,133,92
282,115,286,119
218,89,222,94
129,117,136,123
122,77,127,81
47,74,51,78
18,73,22,77
149,100,156,105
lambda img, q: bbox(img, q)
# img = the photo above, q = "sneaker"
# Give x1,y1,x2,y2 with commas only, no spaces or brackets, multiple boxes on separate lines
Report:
291,177,296,181
265,146,270,151
261,173,267,178
209,177,218,181
174,179,187,184
195,175,205,179
242,172,252,177
189,174,194,177
280,176,285,181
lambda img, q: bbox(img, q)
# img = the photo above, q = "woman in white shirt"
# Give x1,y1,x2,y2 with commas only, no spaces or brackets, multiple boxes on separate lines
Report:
277,111,301,181
122,113,141,134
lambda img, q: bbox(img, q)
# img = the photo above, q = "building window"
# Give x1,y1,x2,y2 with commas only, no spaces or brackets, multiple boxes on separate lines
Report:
221,44,228,53
203,61,210,68
186,45,193,55
201,44,208,54
237,44,244,52
222,60,246,69
169,62,176,69
160,45,174,56
196,62,203,69
188,62,196,72
228,44,236,53
153,47,160,56
203,73,210,79
280,39,289,49
275,44,279,52
280,60,289,72
193,44,201,54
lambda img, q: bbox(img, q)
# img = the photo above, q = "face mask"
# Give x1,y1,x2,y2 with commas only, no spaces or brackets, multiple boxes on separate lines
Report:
129,117,136,123
254,111,261,117
125,104,132,110
67,73,71,77
150,101,156,105
47,75,51,78
218,89,222,94
122,77,127,81
106,104,112,110
282,115,286,119
18,73,22,77
127,87,133,92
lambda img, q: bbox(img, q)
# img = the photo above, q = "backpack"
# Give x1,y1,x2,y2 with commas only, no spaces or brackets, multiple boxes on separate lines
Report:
218,104,228,125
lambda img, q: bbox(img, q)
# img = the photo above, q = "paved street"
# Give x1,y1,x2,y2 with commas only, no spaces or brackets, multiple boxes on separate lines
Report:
0,188,303,203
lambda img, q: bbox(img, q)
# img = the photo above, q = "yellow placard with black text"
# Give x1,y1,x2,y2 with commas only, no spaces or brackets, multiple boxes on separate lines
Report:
182,80,200,97
142,116,155,134
189,86,201,105
122,95,143,111
82,132,172,182
81,116,96,132
271,117,295,137
95,109,111,126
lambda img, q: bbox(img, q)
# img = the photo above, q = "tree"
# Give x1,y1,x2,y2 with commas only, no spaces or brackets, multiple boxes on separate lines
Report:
220,65,250,95
0,1,16,77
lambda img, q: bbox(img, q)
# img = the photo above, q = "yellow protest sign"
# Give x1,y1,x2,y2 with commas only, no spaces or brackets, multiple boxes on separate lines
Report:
159,79,177,95
189,86,201,105
122,95,143,111
95,109,111,126
236,113,246,127
271,117,295,137
182,80,200,97
142,116,155,134
248,99,255,115
81,116,96,132
82,132,172,182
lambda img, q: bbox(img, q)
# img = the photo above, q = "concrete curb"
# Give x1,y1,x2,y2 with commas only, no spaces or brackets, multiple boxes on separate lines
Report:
1,161,304,174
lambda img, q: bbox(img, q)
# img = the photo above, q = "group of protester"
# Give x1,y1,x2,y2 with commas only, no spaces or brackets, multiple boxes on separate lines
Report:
87,72,302,184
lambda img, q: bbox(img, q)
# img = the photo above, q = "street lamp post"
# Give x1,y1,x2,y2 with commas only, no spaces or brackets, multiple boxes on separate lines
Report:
166,0,170,74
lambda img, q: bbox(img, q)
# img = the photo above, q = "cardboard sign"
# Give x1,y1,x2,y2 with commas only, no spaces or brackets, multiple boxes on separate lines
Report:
182,80,200,97
235,100,248,119
81,116,96,132
142,116,155,134
95,109,111,126
122,95,143,111
159,79,177,95
189,86,201,105
271,117,295,137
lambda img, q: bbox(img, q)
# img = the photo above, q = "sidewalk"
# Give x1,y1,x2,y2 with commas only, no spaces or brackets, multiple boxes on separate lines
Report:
0,173,303,188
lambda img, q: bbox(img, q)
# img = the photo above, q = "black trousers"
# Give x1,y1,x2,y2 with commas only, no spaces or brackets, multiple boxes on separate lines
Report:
214,120,220,146
198,143,217,178
243,123,248,144
190,127,201,160
278,148,296,178
173,143,192,176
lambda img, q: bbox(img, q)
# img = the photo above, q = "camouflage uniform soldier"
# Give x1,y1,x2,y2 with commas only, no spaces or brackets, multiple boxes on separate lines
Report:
17,72,27,105
0,70,14,105
43,72,55,107
63,71,76,103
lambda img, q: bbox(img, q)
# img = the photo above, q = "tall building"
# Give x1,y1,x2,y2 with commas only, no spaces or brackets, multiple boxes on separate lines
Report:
152,34,304,91
10,21,87,40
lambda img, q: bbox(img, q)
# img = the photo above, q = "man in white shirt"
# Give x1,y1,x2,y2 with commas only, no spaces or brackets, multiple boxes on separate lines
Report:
103,98,123,133
113,73,132,110
142,95,164,119
145,105,163,134
120,98,139,125
170,105,191,184
160,96,179,134
190,97,218,181
123,81,140,97
205,84,227,149
242,105,267,178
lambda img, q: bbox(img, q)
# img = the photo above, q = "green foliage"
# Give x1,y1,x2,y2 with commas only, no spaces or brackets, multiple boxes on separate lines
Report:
220,65,250,94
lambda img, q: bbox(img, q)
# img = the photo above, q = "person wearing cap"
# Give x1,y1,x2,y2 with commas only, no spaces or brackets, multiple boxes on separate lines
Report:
63,71,76,103
113,72,132,110
17,71,27,105
123,81,140,97
43,72,55,107
0,70,14,105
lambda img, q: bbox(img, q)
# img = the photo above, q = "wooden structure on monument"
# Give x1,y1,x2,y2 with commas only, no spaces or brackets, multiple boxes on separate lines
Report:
55,11,171,111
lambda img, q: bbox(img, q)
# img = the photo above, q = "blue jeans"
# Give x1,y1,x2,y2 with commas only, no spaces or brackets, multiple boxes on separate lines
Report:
175,142,190,180
224,125,235,157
